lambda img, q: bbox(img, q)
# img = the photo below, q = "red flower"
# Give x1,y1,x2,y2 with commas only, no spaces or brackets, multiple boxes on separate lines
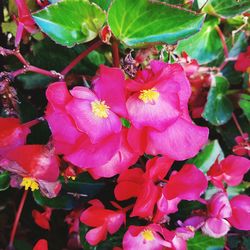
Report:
33,239,48,250
32,207,52,230
0,144,61,198
207,155,250,189
232,133,250,157
0,118,31,155
80,199,126,245
235,46,250,72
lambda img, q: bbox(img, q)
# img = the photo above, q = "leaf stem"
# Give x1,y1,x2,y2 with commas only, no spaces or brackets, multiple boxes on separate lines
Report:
215,26,229,59
8,190,28,249
111,37,120,67
61,39,103,76
232,113,244,137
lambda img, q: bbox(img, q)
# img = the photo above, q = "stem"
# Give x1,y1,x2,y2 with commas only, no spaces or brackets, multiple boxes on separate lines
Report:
8,190,28,248
215,26,229,58
111,38,120,67
61,39,103,76
232,113,244,137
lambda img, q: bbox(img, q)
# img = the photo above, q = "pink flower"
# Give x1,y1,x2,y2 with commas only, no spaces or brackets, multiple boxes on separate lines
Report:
46,76,124,168
235,46,250,72
15,0,38,47
123,224,186,250
207,155,250,189
0,144,61,198
126,60,208,160
0,118,31,155
228,195,250,231
80,199,126,246
115,157,207,218
88,128,139,179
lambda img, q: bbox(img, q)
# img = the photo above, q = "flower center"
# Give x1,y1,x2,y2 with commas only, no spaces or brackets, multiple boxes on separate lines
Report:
141,229,155,241
91,100,110,118
139,88,159,103
20,177,39,191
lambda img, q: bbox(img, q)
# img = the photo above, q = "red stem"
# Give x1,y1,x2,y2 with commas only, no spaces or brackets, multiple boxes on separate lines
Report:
232,113,244,137
111,38,120,67
61,40,103,75
215,26,229,58
8,190,28,248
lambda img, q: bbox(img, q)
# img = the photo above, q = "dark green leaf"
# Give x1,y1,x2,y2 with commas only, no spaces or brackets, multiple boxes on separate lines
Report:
0,172,10,191
33,190,76,210
32,0,106,47
239,94,250,121
193,0,208,10
203,0,250,18
188,231,225,250
203,76,233,126
121,118,131,128
176,17,223,64
91,0,111,10
228,32,248,58
187,140,223,173
108,0,205,47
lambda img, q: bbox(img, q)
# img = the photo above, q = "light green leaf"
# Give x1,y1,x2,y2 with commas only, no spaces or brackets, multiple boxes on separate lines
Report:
176,17,223,64
203,76,233,126
187,140,224,173
203,0,250,18
32,0,106,47
108,0,205,47
188,232,225,250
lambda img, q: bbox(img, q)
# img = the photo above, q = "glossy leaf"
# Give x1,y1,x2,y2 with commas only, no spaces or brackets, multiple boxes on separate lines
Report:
188,232,225,250
203,76,233,126
203,0,250,18
239,94,250,121
187,140,224,173
32,0,106,47
33,190,76,210
177,17,223,64
91,0,111,10
108,0,205,47
0,172,10,191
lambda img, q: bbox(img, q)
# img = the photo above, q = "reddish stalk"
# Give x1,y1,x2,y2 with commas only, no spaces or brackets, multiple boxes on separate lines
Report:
8,190,28,248
215,26,229,58
61,39,103,75
111,38,120,67
232,113,244,137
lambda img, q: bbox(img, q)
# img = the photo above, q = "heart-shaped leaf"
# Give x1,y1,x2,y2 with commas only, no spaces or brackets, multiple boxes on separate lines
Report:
203,0,250,18
203,76,233,126
108,0,205,47
32,0,106,47
176,17,223,64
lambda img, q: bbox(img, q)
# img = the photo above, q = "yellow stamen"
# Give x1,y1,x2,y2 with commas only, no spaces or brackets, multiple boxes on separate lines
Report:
20,177,39,192
91,100,110,118
186,226,195,232
141,229,155,241
139,88,159,103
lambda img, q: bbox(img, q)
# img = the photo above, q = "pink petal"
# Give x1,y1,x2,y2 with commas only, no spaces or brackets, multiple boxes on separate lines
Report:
164,164,208,201
93,65,127,117
66,99,121,143
228,195,250,230
85,225,107,246
126,92,179,131
147,117,209,160
202,218,230,238
70,86,96,100
106,211,125,234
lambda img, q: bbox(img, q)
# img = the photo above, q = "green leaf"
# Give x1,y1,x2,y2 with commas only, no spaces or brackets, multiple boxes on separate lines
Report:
32,0,106,47
187,140,224,173
205,182,250,200
203,0,250,18
193,0,208,10
0,172,10,191
176,17,223,64
91,0,111,10
108,0,205,47
33,190,76,210
239,94,250,121
188,232,225,250
121,118,131,128
203,76,233,126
